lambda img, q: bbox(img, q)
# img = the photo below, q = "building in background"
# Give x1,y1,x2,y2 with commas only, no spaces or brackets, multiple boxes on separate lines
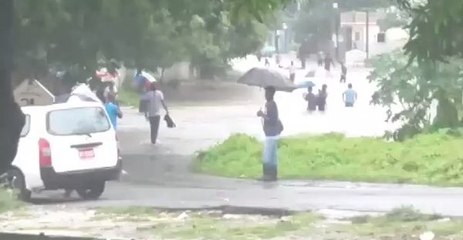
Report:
340,11,380,54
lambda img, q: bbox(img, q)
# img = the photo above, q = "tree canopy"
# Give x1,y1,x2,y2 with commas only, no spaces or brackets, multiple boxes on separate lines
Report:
396,0,463,62
368,0,463,139
13,0,285,82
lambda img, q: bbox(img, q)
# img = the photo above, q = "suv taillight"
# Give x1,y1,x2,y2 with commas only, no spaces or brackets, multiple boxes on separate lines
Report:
39,138,52,167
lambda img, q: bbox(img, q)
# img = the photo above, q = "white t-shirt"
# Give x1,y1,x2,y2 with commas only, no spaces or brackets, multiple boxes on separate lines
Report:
146,90,164,117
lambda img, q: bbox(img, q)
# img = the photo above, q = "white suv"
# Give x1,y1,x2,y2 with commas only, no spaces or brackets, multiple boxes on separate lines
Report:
7,101,121,201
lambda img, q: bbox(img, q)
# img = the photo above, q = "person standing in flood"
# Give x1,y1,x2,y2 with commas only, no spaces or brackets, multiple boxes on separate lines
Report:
340,62,347,83
317,84,328,112
289,61,296,82
276,54,282,68
257,87,283,182
343,83,357,107
264,58,270,67
304,86,317,112
317,51,324,67
144,82,169,144
324,54,335,77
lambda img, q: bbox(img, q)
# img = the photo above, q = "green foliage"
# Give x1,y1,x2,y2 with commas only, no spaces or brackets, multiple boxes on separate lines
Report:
369,51,463,139
397,0,463,62
196,133,463,186
347,207,463,239
14,0,284,81
377,8,410,31
228,0,291,23
293,1,334,44
384,207,441,222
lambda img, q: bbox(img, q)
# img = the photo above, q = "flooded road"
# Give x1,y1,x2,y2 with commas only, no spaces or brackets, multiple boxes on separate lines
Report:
33,58,460,219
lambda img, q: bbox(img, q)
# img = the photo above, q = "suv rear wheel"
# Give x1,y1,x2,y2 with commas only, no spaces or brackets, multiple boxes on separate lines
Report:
76,182,105,200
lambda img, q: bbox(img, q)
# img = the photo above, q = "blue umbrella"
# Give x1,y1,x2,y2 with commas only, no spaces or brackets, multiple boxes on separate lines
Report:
296,80,315,88
295,80,316,89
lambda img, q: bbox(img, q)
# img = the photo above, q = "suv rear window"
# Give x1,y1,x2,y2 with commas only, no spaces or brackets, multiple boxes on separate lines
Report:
47,107,110,136
20,115,30,137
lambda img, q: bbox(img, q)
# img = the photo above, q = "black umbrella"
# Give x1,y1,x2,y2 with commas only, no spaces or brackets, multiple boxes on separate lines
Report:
237,68,296,92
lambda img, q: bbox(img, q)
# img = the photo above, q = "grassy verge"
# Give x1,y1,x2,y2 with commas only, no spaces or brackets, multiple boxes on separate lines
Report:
344,207,463,239
195,133,463,186
91,206,462,239
95,207,321,239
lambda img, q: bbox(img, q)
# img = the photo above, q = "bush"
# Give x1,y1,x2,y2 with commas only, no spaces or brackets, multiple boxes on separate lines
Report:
195,133,463,186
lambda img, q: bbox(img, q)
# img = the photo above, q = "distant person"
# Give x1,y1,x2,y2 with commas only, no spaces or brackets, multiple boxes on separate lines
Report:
256,52,262,62
105,94,123,130
289,61,296,82
133,68,144,91
264,58,270,67
134,69,149,113
144,82,169,144
340,62,347,83
298,47,306,69
276,54,281,67
257,87,283,182
343,83,358,107
317,51,324,67
304,86,317,112
324,54,335,77
317,84,328,112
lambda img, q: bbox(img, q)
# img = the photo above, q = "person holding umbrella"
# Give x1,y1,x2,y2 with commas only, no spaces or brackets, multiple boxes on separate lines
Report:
257,87,283,181
237,68,293,181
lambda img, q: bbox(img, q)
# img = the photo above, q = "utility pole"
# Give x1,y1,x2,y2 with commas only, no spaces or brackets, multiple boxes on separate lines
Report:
365,10,370,60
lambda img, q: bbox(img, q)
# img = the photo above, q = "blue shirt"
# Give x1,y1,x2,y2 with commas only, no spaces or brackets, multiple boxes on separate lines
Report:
105,103,119,129
134,74,144,86
343,89,357,104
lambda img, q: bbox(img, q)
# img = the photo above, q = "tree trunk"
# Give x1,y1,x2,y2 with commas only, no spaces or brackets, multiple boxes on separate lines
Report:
0,0,25,174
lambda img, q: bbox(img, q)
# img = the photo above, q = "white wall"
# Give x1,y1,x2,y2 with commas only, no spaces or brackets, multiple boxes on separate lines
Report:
350,24,380,52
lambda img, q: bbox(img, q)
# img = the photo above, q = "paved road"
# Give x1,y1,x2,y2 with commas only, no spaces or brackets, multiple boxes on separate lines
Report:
34,59,462,217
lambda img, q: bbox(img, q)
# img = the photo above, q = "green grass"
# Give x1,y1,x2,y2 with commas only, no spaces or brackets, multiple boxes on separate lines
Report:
0,189,24,213
140,212,320,240
94,207,321,239
195,133,463,186
93,206,159,221
87,207,463,239
344,207,463,239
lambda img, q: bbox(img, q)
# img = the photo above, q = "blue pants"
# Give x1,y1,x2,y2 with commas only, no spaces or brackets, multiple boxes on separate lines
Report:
263,137,278,167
